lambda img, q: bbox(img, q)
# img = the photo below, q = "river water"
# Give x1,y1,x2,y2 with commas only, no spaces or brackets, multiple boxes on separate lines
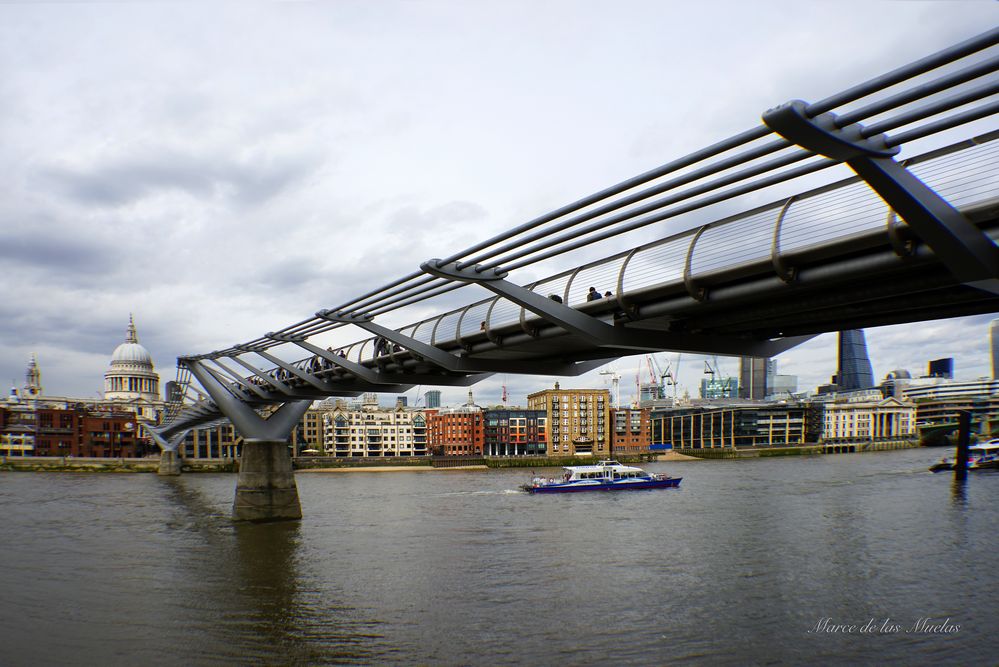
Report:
1,448,996,666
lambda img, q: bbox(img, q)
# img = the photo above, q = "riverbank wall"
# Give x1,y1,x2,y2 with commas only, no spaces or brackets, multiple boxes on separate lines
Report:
675,439,919,459
0,456,236,473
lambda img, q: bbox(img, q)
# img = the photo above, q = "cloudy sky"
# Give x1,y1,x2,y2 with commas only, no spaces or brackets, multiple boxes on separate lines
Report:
1,1,996,408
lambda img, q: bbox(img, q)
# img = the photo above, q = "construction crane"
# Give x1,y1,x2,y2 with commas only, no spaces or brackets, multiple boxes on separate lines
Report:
599,369,621,408
661,353,682,401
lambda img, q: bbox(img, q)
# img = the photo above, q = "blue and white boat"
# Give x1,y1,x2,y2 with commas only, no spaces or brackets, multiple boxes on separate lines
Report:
929,439,999,472
522,460,681,493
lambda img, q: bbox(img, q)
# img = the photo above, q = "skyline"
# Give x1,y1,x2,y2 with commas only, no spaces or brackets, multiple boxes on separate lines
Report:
8,314,997,408
2,2,997,407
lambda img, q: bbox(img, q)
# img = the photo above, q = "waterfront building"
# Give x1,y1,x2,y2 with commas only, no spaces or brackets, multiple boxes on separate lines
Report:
428,392,484,455
821,396,916,443
323,395,428,457
527,383,610,456
482,408,547,456
901,378,999,402
295,407,325,454
651,401,816,449
182,423,239,459
913,397,999,439
424,390,442,409
0,354,148,458
1,401,142,458
639,382,663,403
610,407,651,455
0,392,35,456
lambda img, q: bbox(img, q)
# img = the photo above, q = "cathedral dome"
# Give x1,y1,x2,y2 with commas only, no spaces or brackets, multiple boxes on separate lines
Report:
109,316,154,367
104,315,161,405
111,341,153,365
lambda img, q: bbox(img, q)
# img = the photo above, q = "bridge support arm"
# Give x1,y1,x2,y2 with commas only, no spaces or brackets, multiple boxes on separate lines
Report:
420,260,808,357
252,347,363,397
182,359,311,442
148,428,188,476
311,314,624,376
763,99,999,294
182,359,311,522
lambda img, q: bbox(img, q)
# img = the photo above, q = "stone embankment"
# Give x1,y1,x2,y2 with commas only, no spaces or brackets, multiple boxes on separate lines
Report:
0,456,236,473
674,439,919,459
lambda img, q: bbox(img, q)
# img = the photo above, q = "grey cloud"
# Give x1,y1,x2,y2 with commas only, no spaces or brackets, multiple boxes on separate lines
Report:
0,224,114,274
39,149,322,209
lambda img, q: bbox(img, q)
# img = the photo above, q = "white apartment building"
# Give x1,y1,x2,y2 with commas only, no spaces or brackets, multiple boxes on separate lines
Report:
322,398,428,457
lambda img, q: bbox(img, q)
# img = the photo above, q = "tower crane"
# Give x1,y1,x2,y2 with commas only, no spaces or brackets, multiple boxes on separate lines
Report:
599,369,621,408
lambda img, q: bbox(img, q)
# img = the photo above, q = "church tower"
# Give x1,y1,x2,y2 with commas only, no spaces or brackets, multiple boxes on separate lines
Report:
23,354,42,397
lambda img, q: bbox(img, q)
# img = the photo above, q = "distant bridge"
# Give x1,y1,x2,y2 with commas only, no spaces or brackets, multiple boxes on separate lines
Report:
151,30,999,520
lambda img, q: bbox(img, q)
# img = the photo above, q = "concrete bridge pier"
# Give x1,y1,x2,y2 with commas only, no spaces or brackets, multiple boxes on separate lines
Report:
183,357,313,522
149,430,186,476
158,449,182,476
233,439,301,521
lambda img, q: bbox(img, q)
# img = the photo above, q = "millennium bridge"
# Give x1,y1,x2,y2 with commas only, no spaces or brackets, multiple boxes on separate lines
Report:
152,30,999,521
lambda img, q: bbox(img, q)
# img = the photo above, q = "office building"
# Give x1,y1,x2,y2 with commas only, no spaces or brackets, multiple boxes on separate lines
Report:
650,402,817,449
835,329,875,391
739,357,768,399
424,390,442,409
700,377,738,400
927,358,954,379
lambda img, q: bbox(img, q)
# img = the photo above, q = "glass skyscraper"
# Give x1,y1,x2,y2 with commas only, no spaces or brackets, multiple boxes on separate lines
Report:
837,330,875,391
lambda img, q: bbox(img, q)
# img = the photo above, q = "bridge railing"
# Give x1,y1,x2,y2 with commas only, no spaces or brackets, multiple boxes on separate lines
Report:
163,29,999,427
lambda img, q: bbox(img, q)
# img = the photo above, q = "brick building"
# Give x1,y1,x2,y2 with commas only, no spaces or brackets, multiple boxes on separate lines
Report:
610,407,651,455
428,406,484,456
527,384,610,456
1,403,141,457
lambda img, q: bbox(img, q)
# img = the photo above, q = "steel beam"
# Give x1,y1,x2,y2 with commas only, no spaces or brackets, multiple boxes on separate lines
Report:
183,360,311,443
419,259,807,357
764,99,999,294
252,347,363,397
306,316,608,376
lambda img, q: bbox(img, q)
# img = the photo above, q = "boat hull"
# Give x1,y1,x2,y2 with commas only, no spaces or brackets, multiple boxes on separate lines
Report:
524,478,682,493
930,460,999,472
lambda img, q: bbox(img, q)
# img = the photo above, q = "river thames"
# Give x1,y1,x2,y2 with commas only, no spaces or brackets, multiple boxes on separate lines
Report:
1,448,996,665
